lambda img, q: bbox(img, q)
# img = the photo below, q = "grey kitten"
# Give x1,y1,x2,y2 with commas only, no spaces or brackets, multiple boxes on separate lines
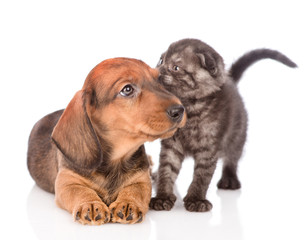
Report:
150,38,297,212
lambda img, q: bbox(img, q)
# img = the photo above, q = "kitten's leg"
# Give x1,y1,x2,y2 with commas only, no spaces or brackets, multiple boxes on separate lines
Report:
149,139,184,211
218,107,247,189
217,149,243,189
183,153,217,212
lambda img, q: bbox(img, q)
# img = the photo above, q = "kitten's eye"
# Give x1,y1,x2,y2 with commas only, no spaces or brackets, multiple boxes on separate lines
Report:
120,84,134,97
173,65,179,71
158,58,163,66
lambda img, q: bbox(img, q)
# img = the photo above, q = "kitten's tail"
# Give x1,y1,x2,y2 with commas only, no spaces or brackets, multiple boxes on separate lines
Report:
229,49,297,84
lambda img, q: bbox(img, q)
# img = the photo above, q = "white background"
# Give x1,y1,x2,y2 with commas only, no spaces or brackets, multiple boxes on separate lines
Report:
1,1,303,239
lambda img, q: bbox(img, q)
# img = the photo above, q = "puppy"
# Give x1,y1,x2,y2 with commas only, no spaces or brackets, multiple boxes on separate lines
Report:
150,39,297,212
27,58,186,225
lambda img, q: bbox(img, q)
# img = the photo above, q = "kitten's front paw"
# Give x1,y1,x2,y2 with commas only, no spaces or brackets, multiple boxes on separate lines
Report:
183,197,212,212
149,194,176,211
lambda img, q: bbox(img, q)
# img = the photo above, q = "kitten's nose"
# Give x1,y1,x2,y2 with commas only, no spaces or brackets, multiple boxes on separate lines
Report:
167,104,185,123
158,66,167,75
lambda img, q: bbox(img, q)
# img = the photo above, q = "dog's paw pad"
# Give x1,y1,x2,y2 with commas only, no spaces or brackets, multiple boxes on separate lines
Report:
136,212,143,223
110,202,145,224
73,201,110,225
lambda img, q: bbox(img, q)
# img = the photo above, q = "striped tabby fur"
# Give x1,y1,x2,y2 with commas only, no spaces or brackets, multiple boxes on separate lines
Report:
150,38,297,212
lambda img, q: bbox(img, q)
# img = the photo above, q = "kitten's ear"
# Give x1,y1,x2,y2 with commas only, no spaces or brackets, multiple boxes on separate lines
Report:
196,53,218,77
52,90,102,170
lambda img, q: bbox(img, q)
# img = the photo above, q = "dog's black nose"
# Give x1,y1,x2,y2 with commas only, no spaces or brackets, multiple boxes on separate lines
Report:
167,105,185,123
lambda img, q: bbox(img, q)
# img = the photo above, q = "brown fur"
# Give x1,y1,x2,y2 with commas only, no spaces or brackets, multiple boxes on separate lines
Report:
27,58,186,225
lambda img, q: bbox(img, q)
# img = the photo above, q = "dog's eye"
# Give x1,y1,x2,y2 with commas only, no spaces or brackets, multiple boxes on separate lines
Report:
173,65,179,71
158,58,163,66
120,84,134,97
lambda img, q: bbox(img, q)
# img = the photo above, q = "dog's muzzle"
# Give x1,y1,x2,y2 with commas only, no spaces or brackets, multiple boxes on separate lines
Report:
167,104,185,123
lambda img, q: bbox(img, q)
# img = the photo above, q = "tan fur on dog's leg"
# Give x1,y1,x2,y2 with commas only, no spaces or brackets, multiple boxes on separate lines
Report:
110,171,151,224
55,169,110,225
27,57,186,225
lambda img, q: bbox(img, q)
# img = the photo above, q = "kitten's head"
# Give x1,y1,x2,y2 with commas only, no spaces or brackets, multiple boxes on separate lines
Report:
157,39,226,100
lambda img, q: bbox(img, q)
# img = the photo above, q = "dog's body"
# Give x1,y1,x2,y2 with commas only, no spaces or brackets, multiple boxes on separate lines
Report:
27,58,186,224
150,39,297,212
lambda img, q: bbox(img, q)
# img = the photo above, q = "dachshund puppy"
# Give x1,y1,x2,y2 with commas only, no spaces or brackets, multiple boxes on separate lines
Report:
27,58,186,225
150,39,297,212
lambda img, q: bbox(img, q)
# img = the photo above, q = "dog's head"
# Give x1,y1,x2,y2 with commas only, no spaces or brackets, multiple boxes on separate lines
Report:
157,39,226,99
52,58,185,170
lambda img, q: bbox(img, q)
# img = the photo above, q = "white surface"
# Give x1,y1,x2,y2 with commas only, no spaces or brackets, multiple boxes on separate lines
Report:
1,1,304,239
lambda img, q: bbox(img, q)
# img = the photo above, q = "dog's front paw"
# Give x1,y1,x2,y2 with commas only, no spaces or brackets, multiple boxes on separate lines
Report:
73,201,110,225
183,196,212,212
149,193,176,211
109,201,145,224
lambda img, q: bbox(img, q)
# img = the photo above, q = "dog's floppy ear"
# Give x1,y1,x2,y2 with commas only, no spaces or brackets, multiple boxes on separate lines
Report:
52,90,102,170
196,53,218,77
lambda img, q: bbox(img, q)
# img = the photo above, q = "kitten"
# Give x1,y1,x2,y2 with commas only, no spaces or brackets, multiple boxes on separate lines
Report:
150,39,297,212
